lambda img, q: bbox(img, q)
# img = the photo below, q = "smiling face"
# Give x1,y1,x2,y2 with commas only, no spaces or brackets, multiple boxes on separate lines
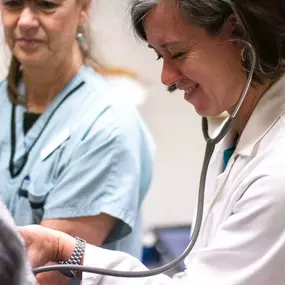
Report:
144,3,247,117
0,0,88,68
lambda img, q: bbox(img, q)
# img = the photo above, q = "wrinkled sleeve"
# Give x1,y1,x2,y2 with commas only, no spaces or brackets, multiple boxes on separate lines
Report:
43,106,154,243
183,174,285,285
82,244,174,285
82,174,285,285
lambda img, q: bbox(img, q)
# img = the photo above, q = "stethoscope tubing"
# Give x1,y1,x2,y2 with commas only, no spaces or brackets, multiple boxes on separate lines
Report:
33,41,256,278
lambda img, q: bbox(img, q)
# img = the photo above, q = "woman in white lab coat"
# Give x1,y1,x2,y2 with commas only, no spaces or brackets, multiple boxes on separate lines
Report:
20,0,285,284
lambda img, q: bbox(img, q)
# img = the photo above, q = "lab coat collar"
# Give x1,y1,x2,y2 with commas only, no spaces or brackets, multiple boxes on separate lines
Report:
236,75,285,157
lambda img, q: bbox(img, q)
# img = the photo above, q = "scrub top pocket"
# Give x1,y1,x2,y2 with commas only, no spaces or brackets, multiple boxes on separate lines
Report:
9,141,66,226
15,176,50,225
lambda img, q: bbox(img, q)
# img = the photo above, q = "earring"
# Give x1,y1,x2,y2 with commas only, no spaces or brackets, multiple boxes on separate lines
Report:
76,32,84,42
241,48,246,63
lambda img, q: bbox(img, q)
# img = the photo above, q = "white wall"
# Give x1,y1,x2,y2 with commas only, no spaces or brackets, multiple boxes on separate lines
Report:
0,0,206,230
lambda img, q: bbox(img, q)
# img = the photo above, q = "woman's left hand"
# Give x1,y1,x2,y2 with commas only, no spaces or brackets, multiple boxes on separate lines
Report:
19,225,76,285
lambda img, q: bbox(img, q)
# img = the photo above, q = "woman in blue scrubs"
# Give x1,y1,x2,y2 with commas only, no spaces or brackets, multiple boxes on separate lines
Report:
0,0,154,264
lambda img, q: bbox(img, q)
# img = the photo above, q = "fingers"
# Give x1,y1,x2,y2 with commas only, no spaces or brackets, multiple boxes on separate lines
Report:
18,225,77,272
18,226,33,247
18,225,54,268
18,225,76,267
18,225,45,246
36,263,69,285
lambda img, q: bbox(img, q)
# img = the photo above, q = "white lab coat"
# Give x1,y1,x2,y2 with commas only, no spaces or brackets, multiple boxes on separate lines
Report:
81,75,285,285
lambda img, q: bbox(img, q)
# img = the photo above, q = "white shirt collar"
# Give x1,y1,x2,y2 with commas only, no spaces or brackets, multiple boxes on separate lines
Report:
236,75,285,156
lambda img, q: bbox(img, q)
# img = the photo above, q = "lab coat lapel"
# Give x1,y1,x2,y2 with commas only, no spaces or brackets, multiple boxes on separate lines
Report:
203,128,237,222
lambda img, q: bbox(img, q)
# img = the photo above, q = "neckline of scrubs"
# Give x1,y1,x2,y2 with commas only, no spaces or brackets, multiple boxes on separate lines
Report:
9,65,87,178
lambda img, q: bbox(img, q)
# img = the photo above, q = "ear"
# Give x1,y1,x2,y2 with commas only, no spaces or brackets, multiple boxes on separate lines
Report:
228,13,244,41
79,0,91,25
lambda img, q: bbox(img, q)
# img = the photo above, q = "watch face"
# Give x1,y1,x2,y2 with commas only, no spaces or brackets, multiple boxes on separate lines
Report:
61,269,77,278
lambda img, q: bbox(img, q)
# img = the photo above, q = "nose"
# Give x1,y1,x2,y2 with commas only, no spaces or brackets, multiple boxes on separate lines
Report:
18,6,39,33
161,59,182,87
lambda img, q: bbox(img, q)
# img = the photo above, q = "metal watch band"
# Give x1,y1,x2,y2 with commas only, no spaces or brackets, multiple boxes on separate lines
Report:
57,236,86,278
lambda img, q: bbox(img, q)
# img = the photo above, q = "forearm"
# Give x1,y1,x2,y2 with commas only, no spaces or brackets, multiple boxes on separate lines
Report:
41,214,116,246
20,225,177,285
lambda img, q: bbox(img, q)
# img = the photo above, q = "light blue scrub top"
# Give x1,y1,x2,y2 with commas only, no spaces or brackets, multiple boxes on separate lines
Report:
0,65,155,259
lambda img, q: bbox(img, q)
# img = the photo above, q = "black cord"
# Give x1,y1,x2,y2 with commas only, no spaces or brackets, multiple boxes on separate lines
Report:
9,81,85,178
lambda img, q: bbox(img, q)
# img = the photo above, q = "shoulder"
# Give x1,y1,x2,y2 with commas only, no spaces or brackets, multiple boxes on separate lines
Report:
79,65,113,94
241,112,285,175
232,115,285,207
237,135,285,214
255,114,285,169
80,99,153,154
80,65,147,108
78,67,152,140
71,66,155,155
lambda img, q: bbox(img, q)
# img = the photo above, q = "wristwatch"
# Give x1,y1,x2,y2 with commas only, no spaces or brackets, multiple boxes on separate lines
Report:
57,236,86,278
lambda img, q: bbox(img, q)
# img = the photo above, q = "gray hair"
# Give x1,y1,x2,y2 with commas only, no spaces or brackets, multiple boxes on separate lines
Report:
0,220,25,285
0,202,35,285
131,0,285,83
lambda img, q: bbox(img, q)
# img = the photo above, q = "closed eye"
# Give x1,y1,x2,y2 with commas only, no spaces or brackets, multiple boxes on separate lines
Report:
171,52,185,60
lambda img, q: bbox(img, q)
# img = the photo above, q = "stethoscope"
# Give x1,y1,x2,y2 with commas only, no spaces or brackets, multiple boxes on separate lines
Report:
33,41,256,278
